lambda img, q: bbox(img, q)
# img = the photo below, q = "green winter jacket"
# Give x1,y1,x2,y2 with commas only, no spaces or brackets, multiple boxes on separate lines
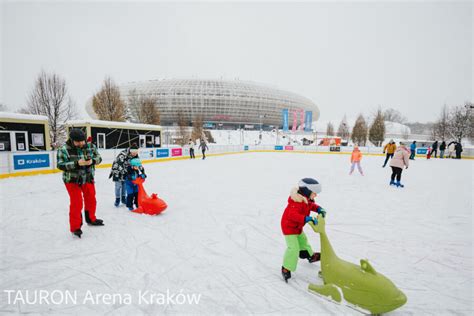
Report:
57,139,102,184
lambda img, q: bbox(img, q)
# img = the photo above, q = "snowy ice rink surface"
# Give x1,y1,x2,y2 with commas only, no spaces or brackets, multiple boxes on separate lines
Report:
0,152,472,315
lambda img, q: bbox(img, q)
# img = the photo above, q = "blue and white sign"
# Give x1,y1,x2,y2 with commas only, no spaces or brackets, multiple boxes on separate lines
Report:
13,154,50,170
416,148,428,155
156,148,170,158
282,109,289,132
304,111,313,132
275,145,284,150
244,145,249,151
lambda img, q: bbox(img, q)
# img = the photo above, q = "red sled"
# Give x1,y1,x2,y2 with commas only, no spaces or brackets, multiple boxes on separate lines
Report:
131,177,167,215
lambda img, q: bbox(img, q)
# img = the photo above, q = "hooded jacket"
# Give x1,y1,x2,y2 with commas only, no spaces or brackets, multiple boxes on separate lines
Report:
109,148,138,181
281,188,320,235
389,146,410,169
383,143,397,154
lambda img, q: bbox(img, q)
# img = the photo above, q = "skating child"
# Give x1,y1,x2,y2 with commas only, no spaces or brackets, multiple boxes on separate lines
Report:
426,147,432,159
125,158,146,211
349,146,364,175
281,178,326,282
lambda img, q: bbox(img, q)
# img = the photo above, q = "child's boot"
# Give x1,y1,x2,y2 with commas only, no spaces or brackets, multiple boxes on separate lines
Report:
308,252,321,263
390,180,395,186
281,266,291,283
396,181,404,188
114,198,120,207
121,195,127,205
127,195,134,211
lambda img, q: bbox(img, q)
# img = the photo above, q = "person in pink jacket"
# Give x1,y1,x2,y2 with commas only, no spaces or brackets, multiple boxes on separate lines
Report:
389,142,410,187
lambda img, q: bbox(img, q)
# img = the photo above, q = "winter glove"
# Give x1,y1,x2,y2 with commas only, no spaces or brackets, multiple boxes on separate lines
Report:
305,216,318,225
140,174,147,179
316,206,326,218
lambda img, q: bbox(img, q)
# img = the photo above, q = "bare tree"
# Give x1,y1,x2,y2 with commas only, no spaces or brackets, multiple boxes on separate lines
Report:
191,115,204,141
369,108,385,146
351,114,368,146
336,115,350,140
176,111,189,146
432,104,450,141
383,108,407,124
92,77,126,121
326,122,335,137
448,104,472,143
137,95,160,125
21,71,77,147
203,130,215,143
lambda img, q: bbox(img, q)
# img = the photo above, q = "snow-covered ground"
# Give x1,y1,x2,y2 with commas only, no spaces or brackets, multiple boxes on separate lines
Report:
1,153,472,315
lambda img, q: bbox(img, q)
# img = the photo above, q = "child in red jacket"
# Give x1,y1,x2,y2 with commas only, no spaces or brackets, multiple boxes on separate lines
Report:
281,178,326,282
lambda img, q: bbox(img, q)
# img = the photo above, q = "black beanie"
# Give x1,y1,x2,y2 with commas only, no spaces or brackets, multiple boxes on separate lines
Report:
69,129,86,142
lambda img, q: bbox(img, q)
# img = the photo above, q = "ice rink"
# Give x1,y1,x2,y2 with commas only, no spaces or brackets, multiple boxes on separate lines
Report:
1,152,472,315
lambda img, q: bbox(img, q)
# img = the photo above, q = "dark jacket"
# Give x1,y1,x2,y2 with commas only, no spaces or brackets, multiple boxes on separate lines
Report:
432,141,438,150
109,149,138,181
440,142,446,151
455,143,463,153
57,139,102,184
126,165,146,183
199,142,209,151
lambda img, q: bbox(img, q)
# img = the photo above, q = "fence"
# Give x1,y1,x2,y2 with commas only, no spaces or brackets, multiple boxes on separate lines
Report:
1,144,472,177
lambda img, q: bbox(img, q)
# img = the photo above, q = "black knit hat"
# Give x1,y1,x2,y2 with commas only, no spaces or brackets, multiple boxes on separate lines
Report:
69,129,86,142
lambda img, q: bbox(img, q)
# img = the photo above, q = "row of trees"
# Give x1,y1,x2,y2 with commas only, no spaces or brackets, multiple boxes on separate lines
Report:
326,105,473,146
91,77,161,125
326,109,386,146
91,77,206,145
432,104,473,143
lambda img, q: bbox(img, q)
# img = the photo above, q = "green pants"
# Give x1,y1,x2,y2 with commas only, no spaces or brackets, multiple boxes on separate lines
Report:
283,233,314,272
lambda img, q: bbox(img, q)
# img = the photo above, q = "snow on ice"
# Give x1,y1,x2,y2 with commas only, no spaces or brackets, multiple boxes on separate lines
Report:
0,152,472,314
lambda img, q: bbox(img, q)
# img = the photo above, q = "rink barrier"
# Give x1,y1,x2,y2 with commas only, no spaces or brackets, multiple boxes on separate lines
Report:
1,145,473,179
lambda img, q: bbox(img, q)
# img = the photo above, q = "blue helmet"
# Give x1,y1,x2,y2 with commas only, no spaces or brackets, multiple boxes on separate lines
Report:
130,158,142,167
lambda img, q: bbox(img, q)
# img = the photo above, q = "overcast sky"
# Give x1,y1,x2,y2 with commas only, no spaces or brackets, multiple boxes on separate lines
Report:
1,0,472,123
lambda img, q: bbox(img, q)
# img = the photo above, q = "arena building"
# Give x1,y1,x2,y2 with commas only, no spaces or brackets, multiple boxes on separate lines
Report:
113,79,319,129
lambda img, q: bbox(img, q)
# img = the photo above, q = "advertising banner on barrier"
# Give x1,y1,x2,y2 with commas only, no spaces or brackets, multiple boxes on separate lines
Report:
13,153,50,170
139,149,154,159
285,146,294,150
304,111,313,131
156,148,169,158
416,148,428,155
244,145,249,151
275,146,283,150
282,109,289,132
171,148,182,157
